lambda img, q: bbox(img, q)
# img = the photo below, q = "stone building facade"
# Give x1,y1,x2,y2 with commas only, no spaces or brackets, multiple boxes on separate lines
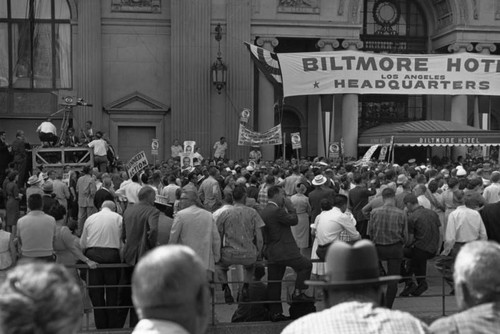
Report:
1,0,500,163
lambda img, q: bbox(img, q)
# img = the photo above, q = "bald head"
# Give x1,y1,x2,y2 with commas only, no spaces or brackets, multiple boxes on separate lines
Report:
132,245,208,333
101,200,116,211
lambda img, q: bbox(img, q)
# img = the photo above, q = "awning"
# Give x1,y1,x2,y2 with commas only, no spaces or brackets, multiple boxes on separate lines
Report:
358,120,500,147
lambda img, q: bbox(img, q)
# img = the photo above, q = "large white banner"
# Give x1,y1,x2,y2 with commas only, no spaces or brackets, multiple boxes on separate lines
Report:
277,50,500,97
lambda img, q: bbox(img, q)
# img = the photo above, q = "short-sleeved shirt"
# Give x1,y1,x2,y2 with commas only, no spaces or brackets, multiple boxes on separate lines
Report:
368,203,408,245
407,206,441,254
216,203,264,255
88,138,108,156
213,141,227,159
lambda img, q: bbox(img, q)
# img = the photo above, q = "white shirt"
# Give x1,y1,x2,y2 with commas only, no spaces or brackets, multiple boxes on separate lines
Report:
116,181,142,204
213,141,227,158
482,182,500,204
80,207,122,250
417,195,431,209
161,184,180,203
37,121,57,135
88,138,108,156
132,319,189,334
316,207,360,245
443,205,487,255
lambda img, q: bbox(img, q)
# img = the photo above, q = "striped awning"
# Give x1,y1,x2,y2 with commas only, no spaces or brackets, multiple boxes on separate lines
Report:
358,120,500,147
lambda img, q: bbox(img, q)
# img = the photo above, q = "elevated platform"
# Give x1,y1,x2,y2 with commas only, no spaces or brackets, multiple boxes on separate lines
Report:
32,146,94,172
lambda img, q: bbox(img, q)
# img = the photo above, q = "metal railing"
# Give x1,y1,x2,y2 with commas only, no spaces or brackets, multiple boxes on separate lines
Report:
71,259,455,333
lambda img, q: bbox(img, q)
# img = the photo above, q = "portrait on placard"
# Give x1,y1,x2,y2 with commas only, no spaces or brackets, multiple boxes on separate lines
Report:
183,140,196,154
180,152,194,170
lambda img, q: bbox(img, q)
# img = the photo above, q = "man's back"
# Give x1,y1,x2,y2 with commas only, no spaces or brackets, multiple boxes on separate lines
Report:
479,202,500,243
369,204,407,245
217,204,263,254
430,302,500,334
260,203,299,261
122,203,159,265
169,205,220,272
309,187,335,222
408,206,440,254
17,211,56,257
282,301,428,334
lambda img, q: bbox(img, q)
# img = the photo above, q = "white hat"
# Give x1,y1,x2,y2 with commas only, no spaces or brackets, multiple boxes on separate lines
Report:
457,168,467,177
312,174,327,186
27,175,41,185
246,165,254,172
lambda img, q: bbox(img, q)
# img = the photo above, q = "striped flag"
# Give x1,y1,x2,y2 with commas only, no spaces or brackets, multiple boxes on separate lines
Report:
244,42,283,88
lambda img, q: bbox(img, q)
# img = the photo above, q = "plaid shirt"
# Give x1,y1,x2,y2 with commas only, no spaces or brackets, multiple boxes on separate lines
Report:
258,184,270,209
282,301,429,334
408,206,441,254
368,203,408,246
430,302,500,334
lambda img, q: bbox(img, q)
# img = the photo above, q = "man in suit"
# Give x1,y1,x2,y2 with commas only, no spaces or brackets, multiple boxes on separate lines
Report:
349,172,376,239
64,127,80,147
169,189,221,276
308,175,335,225
94,176,115,210
261,186,313,322
119,186,160,327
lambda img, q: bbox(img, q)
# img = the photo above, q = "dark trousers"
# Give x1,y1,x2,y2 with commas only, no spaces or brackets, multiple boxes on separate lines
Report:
267,256,312,315
117,266,138,328
376,243,403,309
435,242,465,288
356,219,369,239
85,248,121,329
403,247,435,285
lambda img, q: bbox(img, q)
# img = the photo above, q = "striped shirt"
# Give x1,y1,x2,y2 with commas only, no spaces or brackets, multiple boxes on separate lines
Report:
368,203,408,246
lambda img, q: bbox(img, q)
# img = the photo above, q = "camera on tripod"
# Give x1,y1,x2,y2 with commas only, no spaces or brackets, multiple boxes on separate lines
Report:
58,90,93,107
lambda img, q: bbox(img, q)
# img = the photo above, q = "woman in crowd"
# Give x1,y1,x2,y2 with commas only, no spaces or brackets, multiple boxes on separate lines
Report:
290,182,311,257
4,171,20,234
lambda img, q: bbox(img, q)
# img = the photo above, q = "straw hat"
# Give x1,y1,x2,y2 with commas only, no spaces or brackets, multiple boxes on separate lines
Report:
27,175,41,185
312,174,327,186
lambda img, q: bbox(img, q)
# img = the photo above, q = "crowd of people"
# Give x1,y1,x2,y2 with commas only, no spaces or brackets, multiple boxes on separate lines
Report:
1,128,500,332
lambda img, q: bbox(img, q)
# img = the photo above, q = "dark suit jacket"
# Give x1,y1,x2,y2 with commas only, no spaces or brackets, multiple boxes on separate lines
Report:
480,202,500,243
93,188,114,210
122,202,159,266
260,203,299,261
349,185,376,222
308,187,335,224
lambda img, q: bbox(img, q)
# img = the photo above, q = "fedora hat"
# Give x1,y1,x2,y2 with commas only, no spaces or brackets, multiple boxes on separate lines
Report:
306,240,401,288
42,181,53,193
27,175,41,185
312,174,327,186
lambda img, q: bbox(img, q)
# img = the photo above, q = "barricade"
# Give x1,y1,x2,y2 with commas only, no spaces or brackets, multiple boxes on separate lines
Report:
73,259,455,333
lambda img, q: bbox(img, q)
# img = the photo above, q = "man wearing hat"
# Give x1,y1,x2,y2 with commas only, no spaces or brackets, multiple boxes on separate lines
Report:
41,181,58,215
282,240,428,333
26,175,44,206
308,174,335,226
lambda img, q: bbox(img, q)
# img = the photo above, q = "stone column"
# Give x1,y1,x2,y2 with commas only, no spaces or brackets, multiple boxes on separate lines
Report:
256,37,279,161
475,43,497,158
448,43,473,160
341,39,363,159
75,0,102,131
316,39,339,158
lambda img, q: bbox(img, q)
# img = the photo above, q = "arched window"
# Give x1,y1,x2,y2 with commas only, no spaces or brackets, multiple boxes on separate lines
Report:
0,0,71,90
359,0,428,131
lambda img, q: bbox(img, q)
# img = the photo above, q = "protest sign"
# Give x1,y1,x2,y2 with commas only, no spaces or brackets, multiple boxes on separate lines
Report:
126,151,148,178
238,124,283,146
291,132,302,150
